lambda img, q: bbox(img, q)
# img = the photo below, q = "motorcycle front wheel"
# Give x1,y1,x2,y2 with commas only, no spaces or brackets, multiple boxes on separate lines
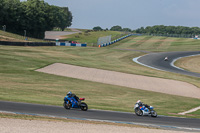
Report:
150,110,157,117
135,108,143,116
63,101,71,109
80,102,88,111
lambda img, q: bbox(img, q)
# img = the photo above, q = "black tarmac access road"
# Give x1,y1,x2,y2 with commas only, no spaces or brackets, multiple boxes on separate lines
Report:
0,101,200,132
136,51,200,78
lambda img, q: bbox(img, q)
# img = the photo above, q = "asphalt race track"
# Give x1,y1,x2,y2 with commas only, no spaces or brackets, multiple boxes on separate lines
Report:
0,101,200,132
134,51,200,78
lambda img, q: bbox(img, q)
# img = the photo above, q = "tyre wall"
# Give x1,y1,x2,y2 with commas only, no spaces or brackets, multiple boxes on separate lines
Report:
56,42,87,47
0,41,55,46
98,34,141,47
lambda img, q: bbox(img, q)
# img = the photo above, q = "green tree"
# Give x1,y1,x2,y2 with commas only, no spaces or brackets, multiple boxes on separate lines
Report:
122,28,132,32
22,0,52,38
93,26,103,31
110,25,122,31
136,25,200,37
56,7,72,31
0,0,22,33
136,27,145,33
0,0,73,38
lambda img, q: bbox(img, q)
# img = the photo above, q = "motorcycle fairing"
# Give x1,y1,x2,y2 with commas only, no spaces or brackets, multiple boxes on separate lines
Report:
65,96,79,108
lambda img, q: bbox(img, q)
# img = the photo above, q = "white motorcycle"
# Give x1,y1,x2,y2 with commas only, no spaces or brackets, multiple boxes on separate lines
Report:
164,56,168,61
134,103,157,117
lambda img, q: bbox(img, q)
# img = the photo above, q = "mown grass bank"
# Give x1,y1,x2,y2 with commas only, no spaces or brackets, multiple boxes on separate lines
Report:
0,39,200,118
110,35,200,52
63,30,126,46
175,55,200,73
0,30,48,42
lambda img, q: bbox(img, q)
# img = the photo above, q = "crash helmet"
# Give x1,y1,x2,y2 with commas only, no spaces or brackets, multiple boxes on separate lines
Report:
136,100,142,106
136,100,141,103
67,91,72,96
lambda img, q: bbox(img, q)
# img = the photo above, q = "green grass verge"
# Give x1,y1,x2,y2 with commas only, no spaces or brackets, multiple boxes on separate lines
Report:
175,55,200,73
189,110,200,115
0,30,48,42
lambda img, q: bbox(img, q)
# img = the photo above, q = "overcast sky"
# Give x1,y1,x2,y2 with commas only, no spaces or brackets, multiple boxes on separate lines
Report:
44,0,200,30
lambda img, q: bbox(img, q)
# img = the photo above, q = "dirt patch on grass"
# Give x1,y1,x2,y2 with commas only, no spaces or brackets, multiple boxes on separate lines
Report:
36,63,200,99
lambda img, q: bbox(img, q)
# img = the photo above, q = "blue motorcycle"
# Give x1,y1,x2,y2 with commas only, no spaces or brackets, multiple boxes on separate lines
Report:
63,96,88,111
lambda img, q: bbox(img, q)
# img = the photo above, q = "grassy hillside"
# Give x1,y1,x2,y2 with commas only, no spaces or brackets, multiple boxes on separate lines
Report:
0,34,200,118
0,30,48,42
63,30,126,46
110,35,200,52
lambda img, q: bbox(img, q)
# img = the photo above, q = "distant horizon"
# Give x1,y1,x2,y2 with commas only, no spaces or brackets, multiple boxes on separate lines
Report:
67,25,200,31
23,0,200,30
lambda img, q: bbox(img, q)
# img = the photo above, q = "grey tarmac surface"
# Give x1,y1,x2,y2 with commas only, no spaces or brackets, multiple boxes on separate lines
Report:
135,51,200,78
0,101,200,132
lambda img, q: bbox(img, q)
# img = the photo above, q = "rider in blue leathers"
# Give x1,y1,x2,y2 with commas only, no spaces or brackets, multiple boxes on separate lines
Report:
64,91,80,105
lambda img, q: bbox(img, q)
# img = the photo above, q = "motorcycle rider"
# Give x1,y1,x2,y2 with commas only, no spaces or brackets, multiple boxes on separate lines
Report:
164,56,168,61
135,100,157,117
136,100,142,105
66,91,81,105
136,100,149,108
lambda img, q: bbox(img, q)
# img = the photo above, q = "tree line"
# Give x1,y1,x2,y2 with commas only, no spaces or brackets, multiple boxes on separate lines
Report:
0,0,72,39
93,25,132,32
135,25,200,37
93,25,200,38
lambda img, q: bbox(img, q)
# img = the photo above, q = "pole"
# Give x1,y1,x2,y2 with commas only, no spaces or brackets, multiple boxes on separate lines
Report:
24,30,26,40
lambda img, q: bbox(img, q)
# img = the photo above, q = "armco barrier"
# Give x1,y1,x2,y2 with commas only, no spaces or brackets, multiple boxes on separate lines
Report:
56,42,87,47
98,34,141,47
0,41,55,46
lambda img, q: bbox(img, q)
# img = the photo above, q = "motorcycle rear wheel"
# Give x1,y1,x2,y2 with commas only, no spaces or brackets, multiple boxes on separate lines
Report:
80,102,88,111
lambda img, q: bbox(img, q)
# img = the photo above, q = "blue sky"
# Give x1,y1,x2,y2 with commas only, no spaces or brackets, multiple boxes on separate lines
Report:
44,0,200,30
